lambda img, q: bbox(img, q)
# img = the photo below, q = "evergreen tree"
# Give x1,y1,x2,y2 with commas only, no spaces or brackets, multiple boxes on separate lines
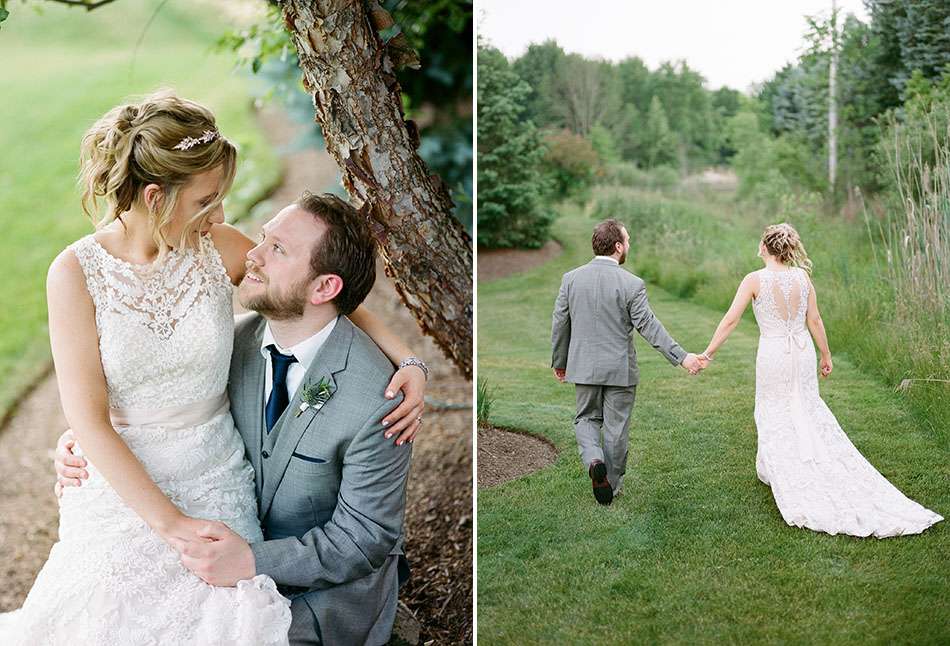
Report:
477,45,551,248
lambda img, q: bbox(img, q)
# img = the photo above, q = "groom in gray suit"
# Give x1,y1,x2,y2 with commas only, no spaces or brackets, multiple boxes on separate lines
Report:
55,192,421,645
552,219,702,506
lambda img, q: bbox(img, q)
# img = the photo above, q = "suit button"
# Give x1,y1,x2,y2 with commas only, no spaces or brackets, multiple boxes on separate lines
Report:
262,450,270,459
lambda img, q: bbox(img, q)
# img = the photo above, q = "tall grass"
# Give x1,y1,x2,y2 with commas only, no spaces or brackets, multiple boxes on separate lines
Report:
865,105,950,430
477,379,495,425
590,176,948,436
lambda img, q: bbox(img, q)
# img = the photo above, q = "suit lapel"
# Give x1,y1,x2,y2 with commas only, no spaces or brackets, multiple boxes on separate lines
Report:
239,315,267,499
259,316,354,520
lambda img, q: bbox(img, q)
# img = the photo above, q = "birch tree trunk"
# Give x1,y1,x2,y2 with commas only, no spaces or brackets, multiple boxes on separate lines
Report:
828,0,838,194
279,0,473,379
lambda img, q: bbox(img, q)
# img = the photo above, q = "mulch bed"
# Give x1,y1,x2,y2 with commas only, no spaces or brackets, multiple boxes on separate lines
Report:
477,424,558,489
477,240,562,282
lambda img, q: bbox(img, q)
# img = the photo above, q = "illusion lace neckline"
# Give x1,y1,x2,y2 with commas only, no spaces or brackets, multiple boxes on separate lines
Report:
88,234,199,272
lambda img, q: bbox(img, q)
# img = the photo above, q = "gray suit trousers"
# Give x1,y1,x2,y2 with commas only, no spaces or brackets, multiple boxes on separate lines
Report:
574,384,637,494
288,599,319,646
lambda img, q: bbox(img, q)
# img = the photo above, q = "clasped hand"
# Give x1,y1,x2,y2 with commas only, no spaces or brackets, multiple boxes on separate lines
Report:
158,515,256,587
681,352,712,376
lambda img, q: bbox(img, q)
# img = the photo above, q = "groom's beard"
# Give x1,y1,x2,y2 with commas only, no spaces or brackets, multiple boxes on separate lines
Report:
239,269,309,320
618,251,627,264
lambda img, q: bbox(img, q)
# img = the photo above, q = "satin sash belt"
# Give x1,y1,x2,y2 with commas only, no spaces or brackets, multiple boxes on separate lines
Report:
761,329,809,354
110,393,230,430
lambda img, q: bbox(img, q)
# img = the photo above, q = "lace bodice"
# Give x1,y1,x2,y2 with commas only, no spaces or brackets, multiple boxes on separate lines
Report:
0,234,294,644
71,234,234,409
752,267,810,338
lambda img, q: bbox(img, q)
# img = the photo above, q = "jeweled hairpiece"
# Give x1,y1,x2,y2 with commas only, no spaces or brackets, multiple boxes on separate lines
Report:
173,129,218,151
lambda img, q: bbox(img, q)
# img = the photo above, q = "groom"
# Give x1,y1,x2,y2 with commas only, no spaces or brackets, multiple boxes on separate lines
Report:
551,218,703,506
56,192,419,645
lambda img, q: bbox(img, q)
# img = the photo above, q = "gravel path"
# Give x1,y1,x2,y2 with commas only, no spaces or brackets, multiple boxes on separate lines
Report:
0,104,473,644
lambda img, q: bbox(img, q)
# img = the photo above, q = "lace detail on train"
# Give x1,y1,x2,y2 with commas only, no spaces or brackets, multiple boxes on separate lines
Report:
752,267,942,538
0,234,291,645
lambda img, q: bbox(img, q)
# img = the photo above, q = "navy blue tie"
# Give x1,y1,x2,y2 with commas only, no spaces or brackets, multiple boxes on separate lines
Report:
265,344,297,434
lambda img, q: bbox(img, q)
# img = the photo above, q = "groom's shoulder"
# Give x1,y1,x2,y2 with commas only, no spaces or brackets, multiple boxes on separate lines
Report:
337,317,397,404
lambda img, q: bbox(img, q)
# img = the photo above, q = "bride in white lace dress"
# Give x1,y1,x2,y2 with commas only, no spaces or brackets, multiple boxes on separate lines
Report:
699,223,942,538
0,92,424,644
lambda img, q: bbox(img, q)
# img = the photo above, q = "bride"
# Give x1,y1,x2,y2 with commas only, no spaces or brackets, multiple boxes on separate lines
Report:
699,223,942,538
0,91,425,644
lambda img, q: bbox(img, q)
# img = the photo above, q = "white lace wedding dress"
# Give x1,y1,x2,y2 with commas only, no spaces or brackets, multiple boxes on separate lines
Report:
0,234,291,645
752,267,943,538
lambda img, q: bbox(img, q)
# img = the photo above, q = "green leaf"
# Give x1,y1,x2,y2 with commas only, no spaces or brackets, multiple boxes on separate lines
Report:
0,8,9,28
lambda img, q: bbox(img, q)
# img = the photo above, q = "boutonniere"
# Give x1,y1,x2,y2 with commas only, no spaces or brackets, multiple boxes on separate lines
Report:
295,377,334,417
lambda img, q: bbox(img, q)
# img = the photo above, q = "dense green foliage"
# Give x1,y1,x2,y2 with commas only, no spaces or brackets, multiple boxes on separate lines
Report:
476,44,551,249
478,205,948,644
510,40,738,172
756,1,950,196
0,2,280,420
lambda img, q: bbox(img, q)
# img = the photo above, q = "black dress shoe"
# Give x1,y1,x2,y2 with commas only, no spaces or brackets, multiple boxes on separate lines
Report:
589,461,613,505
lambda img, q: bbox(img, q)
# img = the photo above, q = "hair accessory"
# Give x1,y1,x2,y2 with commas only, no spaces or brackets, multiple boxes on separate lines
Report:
173,129,218,151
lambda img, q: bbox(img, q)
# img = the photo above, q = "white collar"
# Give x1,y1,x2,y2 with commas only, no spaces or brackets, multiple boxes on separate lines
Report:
259,316,338,370
594,255,619,264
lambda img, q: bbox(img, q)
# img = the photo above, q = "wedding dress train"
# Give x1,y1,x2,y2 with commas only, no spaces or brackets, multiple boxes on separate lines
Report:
0,234,291,645
752,267,942,538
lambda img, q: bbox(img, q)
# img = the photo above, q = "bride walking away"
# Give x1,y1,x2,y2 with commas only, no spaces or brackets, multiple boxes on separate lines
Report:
698,223,943,538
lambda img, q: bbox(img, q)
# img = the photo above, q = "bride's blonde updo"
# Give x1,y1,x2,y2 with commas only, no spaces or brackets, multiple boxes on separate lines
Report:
79,89,237,252
761,222,813,274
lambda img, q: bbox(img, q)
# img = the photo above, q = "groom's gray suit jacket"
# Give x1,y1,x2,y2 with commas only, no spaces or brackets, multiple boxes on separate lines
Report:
228,313,411,646
552,258,686,386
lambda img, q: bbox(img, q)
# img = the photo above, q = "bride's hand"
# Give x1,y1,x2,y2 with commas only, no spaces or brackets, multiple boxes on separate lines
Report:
820,355,833,378
380,363,426,445
54,429,89,497
157,514,215,549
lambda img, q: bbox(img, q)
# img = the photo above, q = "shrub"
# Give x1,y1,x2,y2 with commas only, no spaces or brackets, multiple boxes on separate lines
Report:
542,129,599,203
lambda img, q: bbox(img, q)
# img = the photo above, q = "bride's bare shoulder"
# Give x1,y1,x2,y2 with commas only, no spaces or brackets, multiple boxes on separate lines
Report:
46,246,91,304
741,270,761,297
209,223,254,285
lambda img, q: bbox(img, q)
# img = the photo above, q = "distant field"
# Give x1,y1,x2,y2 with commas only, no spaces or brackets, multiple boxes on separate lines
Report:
0,1,280,418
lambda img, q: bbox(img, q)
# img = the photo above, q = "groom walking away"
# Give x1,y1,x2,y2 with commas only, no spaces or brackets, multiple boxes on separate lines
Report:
551,219,704,506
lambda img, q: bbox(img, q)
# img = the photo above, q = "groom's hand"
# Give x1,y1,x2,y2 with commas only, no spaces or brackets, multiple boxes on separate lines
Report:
53,429,89,497
381,364,425,446
681,353,703,375
553,368,566,383
173,520,255,587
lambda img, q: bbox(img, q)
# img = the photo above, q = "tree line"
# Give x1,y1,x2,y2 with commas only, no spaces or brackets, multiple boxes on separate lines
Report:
479,0,950,249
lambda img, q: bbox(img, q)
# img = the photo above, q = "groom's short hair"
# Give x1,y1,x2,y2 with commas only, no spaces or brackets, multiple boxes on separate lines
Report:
295,191,377,315
592,219,625,256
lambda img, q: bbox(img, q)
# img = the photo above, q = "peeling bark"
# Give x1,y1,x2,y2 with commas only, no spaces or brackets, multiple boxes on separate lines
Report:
279,0,473,380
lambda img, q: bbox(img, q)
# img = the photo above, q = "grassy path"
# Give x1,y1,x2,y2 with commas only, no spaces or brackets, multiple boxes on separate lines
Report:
477,207,948,645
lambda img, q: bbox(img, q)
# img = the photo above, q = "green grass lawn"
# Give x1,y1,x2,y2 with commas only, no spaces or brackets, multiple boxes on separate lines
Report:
477,204,948,645
0,1,280,418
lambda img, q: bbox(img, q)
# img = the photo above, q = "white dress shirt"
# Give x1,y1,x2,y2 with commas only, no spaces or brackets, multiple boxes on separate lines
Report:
594,255,619,264
260,316,338,403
